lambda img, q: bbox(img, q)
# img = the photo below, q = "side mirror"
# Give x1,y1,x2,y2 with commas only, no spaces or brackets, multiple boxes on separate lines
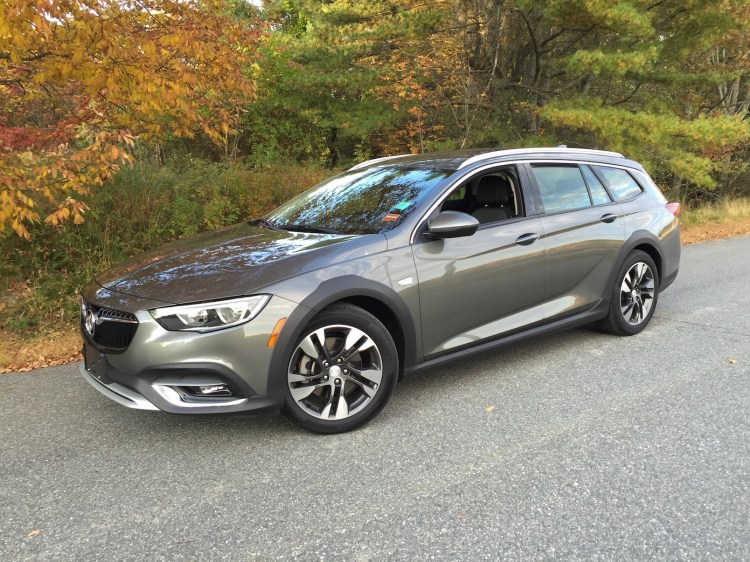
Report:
426,211,480,239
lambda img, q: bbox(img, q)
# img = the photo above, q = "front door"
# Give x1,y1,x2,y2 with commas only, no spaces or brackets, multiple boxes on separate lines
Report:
412,166,547,358
413,218,546,357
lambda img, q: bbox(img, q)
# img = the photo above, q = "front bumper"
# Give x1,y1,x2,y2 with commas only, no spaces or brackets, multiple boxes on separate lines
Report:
80,363,159,410
78,291,301,414
79,358,284,414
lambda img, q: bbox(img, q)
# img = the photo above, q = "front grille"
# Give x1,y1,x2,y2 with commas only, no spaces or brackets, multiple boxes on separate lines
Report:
81,300,139,353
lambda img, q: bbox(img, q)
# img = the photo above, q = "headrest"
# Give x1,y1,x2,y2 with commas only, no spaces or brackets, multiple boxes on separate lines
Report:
476,176,512,206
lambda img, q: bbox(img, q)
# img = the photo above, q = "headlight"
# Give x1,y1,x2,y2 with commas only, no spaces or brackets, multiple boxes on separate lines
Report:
150,295,270,332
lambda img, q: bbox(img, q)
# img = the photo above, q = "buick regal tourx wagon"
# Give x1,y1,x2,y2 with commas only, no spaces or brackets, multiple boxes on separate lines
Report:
80,147,681,433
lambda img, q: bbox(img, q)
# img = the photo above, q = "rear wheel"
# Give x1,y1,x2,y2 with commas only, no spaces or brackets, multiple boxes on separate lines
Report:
598,250,659,336
282,303,398,433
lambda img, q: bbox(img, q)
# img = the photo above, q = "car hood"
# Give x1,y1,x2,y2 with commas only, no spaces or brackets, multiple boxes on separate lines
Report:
95,223,381,304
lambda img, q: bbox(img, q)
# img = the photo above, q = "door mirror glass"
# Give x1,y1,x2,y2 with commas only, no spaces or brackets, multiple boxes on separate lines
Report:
426,211,479,239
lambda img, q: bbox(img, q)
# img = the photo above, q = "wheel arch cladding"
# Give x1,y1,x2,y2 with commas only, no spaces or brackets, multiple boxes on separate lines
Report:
600,232,664,305
623,229,664,277
266,277,417,395
631,242,663,284
338,295,406,380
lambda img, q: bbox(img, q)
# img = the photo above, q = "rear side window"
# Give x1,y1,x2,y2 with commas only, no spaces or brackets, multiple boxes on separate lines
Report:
593,166,642,201
581,165,611,205
531,165,591,213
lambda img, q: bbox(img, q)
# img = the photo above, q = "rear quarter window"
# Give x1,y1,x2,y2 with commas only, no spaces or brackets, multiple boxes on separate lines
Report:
593,166,643,201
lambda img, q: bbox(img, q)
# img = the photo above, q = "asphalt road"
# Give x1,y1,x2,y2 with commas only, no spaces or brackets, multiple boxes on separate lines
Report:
1,237,749,561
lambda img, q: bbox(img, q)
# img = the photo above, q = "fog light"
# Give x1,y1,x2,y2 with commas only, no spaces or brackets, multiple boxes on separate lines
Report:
198,384,230,395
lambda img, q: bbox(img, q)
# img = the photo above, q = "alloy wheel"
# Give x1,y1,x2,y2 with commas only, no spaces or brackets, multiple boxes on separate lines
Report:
620,262,655,325
287,324,383,420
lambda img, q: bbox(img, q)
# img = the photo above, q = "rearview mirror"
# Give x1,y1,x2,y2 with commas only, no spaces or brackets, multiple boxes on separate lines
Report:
426,211,479,239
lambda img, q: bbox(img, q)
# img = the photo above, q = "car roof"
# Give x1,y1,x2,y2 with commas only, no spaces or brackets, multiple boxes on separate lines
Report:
349,147,643,173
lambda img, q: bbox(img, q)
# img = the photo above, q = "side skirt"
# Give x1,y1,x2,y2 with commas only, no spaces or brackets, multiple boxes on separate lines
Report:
403,299,610,378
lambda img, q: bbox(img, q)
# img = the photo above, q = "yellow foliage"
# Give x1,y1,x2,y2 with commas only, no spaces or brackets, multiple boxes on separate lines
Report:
0,0,263,237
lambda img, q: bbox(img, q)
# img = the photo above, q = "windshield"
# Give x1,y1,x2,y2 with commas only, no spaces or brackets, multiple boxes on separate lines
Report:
265,166,453,235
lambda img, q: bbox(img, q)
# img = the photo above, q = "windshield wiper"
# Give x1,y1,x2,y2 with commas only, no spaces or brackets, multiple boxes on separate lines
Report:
251,218,285,231
275,224,342,235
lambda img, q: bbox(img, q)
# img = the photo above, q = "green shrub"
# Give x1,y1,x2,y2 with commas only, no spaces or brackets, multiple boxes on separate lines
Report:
0,159,331,335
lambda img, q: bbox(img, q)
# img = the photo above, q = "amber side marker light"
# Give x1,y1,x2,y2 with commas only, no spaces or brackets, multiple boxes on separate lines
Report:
666,202,681,218
267,317,287,348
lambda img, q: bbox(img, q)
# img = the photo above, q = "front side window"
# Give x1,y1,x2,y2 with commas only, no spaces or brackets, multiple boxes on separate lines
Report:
592,166,642,201
531,165,591,214
439,168,522,223
267,166,453,234
446,185,466,201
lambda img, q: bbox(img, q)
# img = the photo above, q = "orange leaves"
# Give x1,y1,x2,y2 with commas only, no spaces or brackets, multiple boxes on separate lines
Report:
44,198,87,228
376,52,444,154
0,0,263,237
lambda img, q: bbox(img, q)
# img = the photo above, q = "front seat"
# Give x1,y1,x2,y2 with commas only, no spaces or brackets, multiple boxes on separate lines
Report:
472,176,513,224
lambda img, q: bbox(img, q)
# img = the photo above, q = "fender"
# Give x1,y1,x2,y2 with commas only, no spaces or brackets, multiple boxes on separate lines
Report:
266,276,419,397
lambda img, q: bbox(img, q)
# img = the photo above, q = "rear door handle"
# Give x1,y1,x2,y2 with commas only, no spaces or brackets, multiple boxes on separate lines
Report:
600,213,617,223
515,233,540,246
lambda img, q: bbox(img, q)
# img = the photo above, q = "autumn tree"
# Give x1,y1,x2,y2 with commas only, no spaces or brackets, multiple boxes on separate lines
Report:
0,0,261,238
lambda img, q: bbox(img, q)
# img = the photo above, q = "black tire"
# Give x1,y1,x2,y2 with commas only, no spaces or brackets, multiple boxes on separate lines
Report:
282,303,399,434
598,250,659,336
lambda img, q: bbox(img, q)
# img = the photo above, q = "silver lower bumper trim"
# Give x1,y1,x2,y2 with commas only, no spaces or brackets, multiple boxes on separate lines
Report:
79,363,159,411
152,384,248,408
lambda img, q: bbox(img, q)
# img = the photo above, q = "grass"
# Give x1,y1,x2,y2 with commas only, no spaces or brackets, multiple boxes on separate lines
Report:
681,197,750,226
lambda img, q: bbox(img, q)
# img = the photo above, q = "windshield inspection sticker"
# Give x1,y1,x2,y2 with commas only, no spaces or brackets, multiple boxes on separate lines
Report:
382,212,401,222
393,200,412,211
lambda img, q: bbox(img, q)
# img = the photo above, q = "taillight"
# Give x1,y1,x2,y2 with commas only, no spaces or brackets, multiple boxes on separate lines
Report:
665,202,681,218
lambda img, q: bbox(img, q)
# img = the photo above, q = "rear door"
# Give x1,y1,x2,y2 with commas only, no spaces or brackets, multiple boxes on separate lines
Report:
525,163,626,321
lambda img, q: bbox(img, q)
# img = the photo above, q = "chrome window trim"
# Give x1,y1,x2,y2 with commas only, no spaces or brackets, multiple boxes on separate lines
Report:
409,159,642,244
524,160,646,210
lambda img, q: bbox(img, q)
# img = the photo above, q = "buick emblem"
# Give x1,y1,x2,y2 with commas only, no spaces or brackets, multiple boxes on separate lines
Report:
84,308,98,336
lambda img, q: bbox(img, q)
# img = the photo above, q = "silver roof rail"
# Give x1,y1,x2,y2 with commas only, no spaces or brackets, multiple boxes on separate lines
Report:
457,147,625,169
348,154,412,171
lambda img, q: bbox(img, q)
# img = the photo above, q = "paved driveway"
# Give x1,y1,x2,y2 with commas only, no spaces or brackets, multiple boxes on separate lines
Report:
1,237,748,561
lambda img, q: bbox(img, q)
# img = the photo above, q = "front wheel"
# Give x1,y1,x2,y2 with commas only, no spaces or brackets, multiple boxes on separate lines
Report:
598,250,659,336
282,303,399,433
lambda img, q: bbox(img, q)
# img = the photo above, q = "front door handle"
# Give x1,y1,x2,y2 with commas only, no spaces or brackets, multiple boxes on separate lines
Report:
600,213,617,223
515,233,540,246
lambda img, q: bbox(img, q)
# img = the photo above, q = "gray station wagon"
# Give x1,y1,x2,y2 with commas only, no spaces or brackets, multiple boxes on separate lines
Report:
80,147,681,433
